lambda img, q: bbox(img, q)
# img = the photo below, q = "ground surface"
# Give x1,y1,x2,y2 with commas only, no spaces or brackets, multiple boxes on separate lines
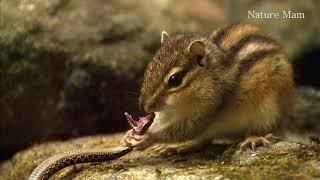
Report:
1,133,319,180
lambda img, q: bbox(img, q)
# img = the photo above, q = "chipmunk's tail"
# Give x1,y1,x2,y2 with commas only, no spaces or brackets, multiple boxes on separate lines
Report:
28,145,132,180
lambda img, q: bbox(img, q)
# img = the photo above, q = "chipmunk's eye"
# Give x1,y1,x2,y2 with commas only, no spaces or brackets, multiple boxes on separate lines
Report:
168,73,184,88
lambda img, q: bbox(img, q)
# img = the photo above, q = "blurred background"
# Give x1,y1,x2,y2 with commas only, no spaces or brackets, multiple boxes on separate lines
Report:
0,0,319,160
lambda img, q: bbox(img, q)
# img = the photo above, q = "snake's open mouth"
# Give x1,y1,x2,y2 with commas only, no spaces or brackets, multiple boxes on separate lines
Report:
125,112,155,135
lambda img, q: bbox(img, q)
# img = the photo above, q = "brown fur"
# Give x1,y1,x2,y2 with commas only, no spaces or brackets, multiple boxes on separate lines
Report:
138,24,294,152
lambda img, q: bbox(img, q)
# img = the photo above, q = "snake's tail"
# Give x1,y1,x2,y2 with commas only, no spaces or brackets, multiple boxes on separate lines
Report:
125,112,137,128
28,146,132,180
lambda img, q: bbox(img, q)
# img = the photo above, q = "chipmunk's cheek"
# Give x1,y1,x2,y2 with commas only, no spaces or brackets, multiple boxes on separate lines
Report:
165,93,182,107
166,91,194,111
165,97,174,106
148,112,164,132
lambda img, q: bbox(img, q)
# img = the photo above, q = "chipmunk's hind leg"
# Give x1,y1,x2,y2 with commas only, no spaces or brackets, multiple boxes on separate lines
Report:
239,133,280,151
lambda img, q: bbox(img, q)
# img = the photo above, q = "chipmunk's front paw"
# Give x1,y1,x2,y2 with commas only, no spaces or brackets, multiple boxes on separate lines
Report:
122,112,155,149
122,129,151,149
240,133,280,151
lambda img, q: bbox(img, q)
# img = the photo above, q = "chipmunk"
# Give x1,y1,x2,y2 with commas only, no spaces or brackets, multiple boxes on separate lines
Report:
124,23,294,155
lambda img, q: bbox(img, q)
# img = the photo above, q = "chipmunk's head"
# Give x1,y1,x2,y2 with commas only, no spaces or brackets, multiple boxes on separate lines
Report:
140,31,233,119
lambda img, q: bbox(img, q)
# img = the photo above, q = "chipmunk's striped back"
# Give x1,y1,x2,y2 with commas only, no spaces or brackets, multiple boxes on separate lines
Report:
211,24,282,74
210,23,294,132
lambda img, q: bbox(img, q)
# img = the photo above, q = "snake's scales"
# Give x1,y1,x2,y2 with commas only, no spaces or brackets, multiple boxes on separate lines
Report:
28,145,132,180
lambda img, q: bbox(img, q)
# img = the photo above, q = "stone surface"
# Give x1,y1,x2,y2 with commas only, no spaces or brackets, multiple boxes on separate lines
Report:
221,0,320,60
0,133,319,180
0,0,216,155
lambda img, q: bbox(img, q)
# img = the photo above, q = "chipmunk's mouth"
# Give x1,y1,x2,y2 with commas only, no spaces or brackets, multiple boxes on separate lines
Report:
145,112,156,121
125,112,155,135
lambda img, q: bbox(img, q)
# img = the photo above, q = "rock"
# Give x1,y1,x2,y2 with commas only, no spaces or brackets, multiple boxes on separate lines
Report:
232,142,301,166
0,0,215,157
170,0,226,27
219,0,320,103
290,86,320,135
0,134,319,179
311,161,320,177
222,0,320,60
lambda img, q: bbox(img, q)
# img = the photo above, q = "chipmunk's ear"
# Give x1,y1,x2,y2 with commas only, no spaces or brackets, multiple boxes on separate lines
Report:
161,31,170,44
187,40,206,66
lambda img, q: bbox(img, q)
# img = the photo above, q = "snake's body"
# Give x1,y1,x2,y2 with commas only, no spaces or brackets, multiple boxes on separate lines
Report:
29,112,154,180
28,145,132,180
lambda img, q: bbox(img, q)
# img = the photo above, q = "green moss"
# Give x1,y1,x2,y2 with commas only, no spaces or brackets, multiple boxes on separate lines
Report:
0,27,70,149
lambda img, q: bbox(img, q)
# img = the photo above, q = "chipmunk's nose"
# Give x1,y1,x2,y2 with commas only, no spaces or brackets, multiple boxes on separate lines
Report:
139,97,156,114
144,101,162,114
139,96,149,113
143,104,152,114
139,98,145,113
140,90,162,113
141,102,152,114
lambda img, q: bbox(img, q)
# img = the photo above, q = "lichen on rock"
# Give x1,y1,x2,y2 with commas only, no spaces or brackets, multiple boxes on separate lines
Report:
1,133,319,179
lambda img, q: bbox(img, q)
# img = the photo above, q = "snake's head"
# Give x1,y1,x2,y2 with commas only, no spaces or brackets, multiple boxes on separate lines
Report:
125,112,155,135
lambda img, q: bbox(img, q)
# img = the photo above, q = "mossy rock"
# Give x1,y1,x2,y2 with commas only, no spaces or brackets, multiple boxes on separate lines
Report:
0,0,211,155
0,133,319,179
221,0,320,60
